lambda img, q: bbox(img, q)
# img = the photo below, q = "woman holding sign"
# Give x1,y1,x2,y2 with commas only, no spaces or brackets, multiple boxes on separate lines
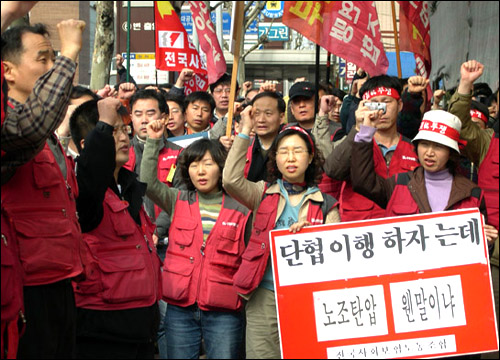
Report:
350,107,498,244
223,102,341,358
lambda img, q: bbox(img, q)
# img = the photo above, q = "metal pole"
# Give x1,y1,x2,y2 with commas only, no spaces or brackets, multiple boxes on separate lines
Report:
126,1,131,82
326,52,331,85
315,44,320,113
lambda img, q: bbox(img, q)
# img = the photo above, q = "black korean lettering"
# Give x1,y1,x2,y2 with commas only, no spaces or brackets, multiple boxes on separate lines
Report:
435,223,459,246
280,239,304,266
330,234,352,261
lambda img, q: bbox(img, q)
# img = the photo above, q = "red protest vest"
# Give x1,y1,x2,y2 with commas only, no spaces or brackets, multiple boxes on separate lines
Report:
477,131,499,230
74,188,162,311
386,172,484,217
232,192,336,296
125,144,181,217
1,142,83,286
125,143,180,187
162,191,250,312
1,206,25,359
243,137,255,179
318,173,342,200
341,136,419,221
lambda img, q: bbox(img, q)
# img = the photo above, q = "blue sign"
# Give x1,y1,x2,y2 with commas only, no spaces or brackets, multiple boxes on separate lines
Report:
181,11,257,36
261,1,284,19
339,58,346,77
258,24,289,41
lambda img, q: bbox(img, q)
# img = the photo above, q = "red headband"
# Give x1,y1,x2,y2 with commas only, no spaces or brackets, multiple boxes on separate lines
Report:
362,87,400,101
419,119,467,146
279,126,315,156
470,109,488,124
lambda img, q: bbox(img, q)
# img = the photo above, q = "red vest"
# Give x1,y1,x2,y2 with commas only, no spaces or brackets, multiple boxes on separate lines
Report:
1,142,83,286
477,132,499,230
341,136,419,221
125,144,180,217
162,191,250,312
233,192,336,296
318,173,342,200
386,172,484,217
74,188,162,311
125,143,180,187
243,138,255,179
1,206,25,359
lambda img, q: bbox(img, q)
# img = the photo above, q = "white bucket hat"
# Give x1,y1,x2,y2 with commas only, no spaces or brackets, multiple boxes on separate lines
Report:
412,110,464,153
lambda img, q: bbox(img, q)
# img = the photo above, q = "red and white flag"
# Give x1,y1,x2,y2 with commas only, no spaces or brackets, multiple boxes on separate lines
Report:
283,1,389,76
189,1,226,85
398,1,431,79
154,1,208,93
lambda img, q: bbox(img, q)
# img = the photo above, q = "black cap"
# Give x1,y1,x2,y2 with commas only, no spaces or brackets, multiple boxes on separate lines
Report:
289,81,316,101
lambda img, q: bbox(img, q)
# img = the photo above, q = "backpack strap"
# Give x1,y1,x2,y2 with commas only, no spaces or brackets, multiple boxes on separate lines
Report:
470,187,482,200
395,172,411,186
319,192,339,223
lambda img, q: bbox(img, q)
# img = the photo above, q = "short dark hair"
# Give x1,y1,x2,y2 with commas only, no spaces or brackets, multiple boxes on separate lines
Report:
164,93,185,113
267,128,324,188
177,139,227,191
70,100,128,153
359,75,403,99
332,88,346,100
69,100,99,153
129,89,168,114
185,91,215,114
209,73,238,93
1,23,50,63
158,83,173,91
71,86,99,101
251,91,286,113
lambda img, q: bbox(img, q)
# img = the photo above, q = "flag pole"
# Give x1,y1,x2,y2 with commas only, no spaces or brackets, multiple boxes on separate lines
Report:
126,1,131,82
226,2,244,138
315,44,320,114
391,1,402,78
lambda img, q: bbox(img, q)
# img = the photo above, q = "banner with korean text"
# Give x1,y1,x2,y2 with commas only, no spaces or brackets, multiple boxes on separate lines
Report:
154,1,208,92
398,1,431,80
282,1,389,76
189,1,226,85
270,208,498,359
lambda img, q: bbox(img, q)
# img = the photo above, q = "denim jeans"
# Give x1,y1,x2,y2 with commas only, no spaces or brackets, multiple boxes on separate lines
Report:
157,300,168,359
165,304,244,359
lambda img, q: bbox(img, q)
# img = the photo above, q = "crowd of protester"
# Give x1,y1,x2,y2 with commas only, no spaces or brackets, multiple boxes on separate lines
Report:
1,2,499,359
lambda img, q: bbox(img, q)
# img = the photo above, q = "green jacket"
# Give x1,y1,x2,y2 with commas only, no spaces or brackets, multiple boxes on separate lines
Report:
448,91,498,266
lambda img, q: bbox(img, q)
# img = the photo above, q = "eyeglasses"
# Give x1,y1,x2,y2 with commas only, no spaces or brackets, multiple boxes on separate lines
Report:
113,124,132,136
276,147,308,157
213,88,231,95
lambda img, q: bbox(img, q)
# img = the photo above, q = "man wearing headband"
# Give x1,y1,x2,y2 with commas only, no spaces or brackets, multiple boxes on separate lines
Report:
469,100,490,130
323,75,420,222
448,60,499,347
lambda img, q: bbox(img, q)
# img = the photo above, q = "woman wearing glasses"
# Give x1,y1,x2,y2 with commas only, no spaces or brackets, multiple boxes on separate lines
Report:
223,105,340,359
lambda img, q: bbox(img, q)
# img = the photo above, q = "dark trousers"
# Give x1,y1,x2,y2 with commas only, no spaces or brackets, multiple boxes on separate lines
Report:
17,280,76,359
76,336,155,359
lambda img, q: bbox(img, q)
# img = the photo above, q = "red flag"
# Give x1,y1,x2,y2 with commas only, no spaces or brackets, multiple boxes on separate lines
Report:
398,1,431,78
283,1,389,76
154,1,208,91
189,1,226,85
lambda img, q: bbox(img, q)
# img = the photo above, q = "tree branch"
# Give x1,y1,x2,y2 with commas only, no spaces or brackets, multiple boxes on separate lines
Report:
242,17,275,59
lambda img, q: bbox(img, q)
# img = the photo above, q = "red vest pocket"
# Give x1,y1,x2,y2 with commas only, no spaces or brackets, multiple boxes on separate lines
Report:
99,253,153,304
162,253,194,303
